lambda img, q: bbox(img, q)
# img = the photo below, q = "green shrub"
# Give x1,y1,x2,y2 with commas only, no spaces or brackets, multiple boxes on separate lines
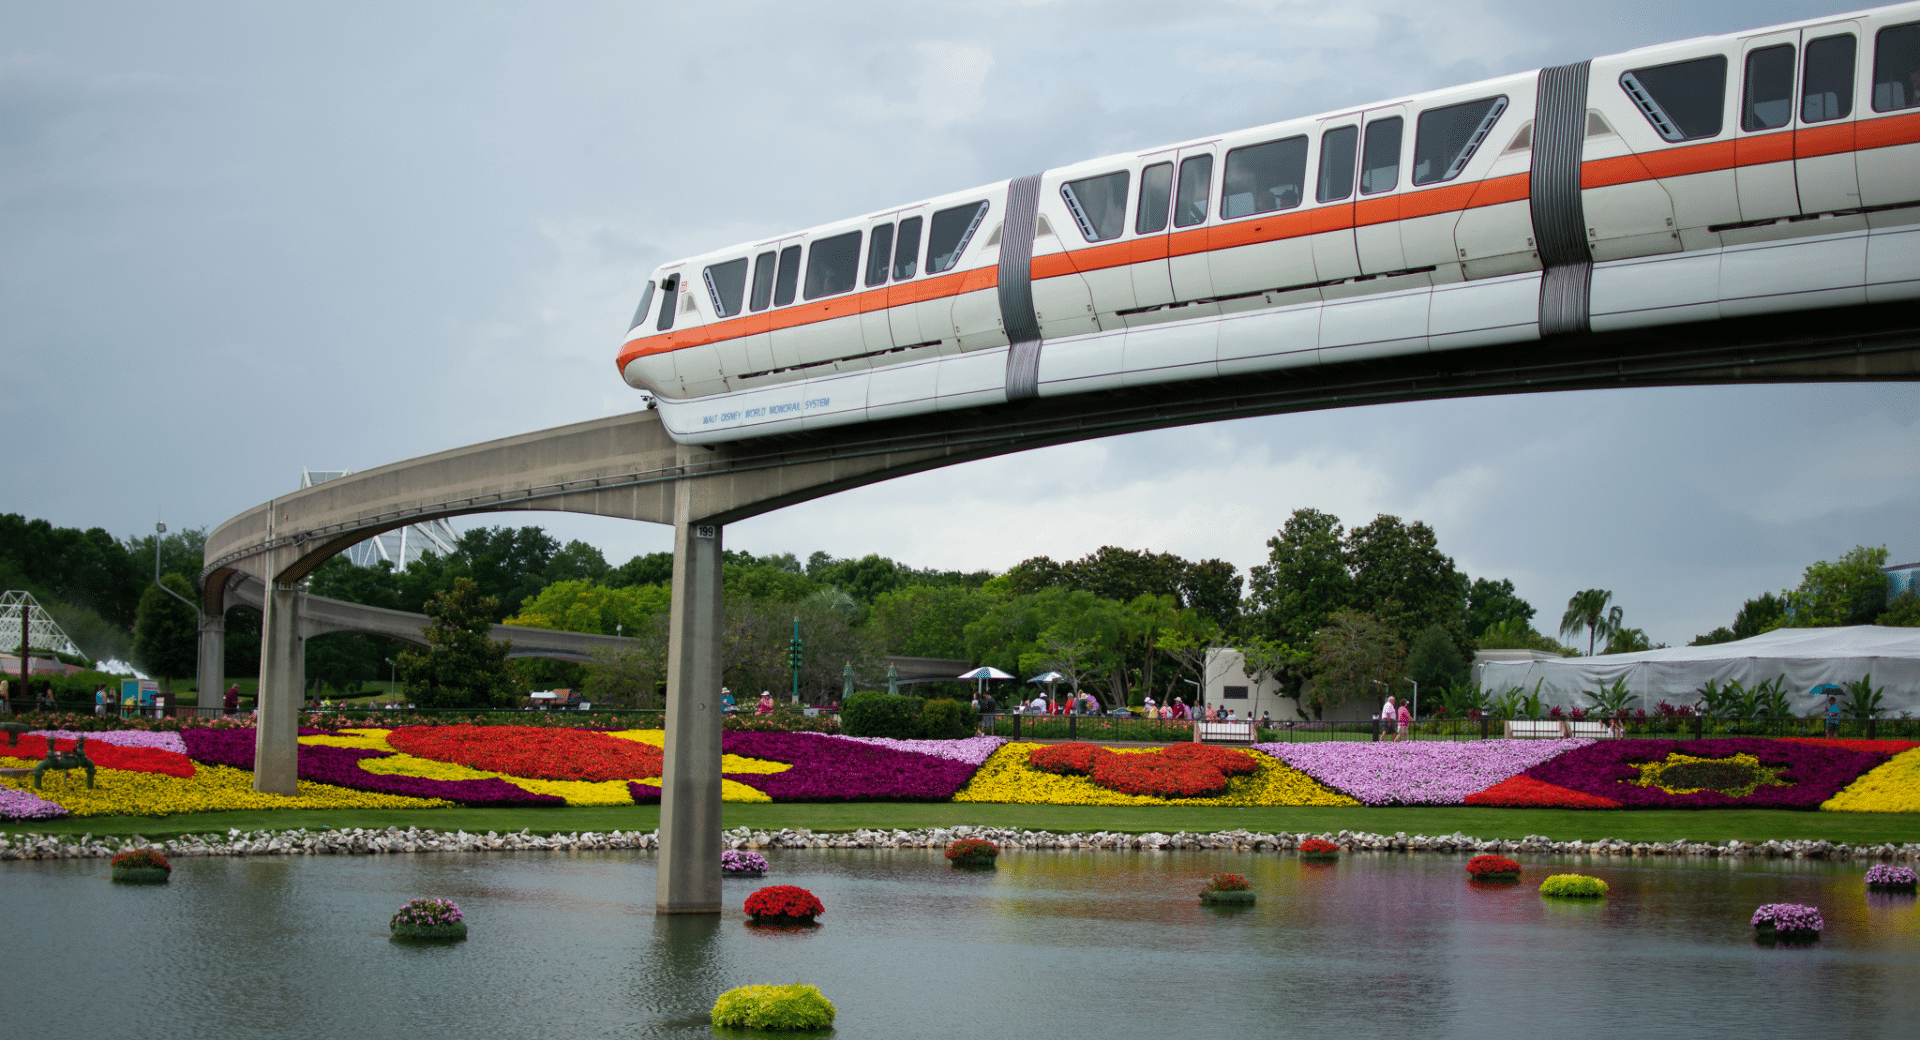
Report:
841,692,923,738
919,698,977,739
711,983,836,1031
1538,874,1608,898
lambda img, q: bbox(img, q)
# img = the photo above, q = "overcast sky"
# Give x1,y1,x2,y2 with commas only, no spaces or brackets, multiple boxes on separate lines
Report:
4,0,1914,648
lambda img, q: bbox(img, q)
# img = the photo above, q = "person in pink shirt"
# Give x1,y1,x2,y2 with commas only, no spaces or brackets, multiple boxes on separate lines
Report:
1396,700,1413,742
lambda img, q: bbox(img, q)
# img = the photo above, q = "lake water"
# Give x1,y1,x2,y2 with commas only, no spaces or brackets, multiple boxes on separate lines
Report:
9,849,1918,1039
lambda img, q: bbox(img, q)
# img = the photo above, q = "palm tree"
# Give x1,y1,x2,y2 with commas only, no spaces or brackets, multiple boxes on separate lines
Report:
1559,589,1615,656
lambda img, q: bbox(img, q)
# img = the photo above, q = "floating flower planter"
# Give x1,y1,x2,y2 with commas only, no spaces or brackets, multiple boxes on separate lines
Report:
1299,838,1340,862
945,837,999,868
1465,854,1523,883
1751,903,1822,945
1865,864,1917,894
109,848,171,884
1199,873,1255,905
389,897,467,941
711,983,835,1032
744,885,823,926
722,850,769,878
1538,874,1608,899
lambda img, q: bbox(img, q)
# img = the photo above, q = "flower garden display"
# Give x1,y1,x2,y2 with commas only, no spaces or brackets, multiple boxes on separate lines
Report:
744,885,824,925
1256,739,1592,806
1820,747,1920,813
1538,874,1608,899
1462,775,1621,809
1864,864,1917,893
1465,854,1523,882
1199,873,1255,904
1750,903,1822,944
1299,838,1340,861
711,983,836,1031
1522,738,1886,810
944,837,999,867
722,850,769,877
957,742,1354,807
109,847,171,884
389,897,467,940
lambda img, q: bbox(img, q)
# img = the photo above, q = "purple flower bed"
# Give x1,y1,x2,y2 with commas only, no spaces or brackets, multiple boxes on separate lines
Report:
827,734,1007,766
1523,738,1886,810
719,731,978,802
29,730,189,754
1752,903,1824,931
0,786,69,820
1254,739,1593,806
178,728,563,807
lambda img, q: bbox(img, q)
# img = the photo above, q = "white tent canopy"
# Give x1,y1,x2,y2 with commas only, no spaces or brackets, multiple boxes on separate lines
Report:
1478,626,1920,715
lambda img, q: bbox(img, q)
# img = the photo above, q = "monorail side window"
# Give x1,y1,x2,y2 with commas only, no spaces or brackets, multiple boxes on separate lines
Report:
1620,55,1727,141
1412,96,1507,185
703,258,749,318
749,251,777,312
1061,170,1130,242
1872,22,1920,111
1222,136,1306,217
1173,154,1212,227
893,216,923,280
773,246,801,307
655,274,679,332
1742,45,1795,131
1801,34,1856,122
1136,162,1173,234
803,231,863,300
1360,117,1401,194
927,201,989,273
1316,125,1357,202
630,281,655,331
866,224,894,288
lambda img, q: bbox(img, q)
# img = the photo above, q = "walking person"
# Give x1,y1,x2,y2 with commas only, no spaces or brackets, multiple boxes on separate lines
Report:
0,678,10,715
224,683,240,716
1379,695,1396,741
1397,698,1412,742
37,683,56,713
1825,691,1843,738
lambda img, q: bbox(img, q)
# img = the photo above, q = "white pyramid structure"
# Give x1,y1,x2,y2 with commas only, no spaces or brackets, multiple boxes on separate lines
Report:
0,590,82,658
301,468,459,569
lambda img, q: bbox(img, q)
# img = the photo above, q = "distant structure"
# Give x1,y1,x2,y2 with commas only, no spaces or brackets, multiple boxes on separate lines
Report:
301,468,459,569
1,590,83,665
1887,561,1920,602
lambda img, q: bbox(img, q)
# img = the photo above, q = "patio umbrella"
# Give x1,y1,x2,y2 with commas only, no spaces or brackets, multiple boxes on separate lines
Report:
958,666,1013,702
1028,671,1065,710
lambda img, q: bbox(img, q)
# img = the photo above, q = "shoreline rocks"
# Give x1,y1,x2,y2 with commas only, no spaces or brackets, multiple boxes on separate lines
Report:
1,824,1915,863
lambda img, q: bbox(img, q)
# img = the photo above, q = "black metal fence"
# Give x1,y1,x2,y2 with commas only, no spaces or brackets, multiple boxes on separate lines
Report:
982,711,1919,744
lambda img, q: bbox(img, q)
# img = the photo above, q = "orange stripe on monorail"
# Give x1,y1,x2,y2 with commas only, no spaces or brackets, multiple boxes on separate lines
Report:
618,119,1920,371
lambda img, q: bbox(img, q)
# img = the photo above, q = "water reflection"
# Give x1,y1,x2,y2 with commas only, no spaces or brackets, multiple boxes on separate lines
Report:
7,848,1918,1039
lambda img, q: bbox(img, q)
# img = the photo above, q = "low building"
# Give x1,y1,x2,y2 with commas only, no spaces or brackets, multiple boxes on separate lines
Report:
1203,647,1384,723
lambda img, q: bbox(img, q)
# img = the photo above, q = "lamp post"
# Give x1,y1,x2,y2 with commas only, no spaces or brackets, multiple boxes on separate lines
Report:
384,658,396,701
153,521,203,710
1404,677,1418,721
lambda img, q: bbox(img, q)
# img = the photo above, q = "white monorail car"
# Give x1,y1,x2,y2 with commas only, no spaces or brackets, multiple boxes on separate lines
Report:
619,3,1920,444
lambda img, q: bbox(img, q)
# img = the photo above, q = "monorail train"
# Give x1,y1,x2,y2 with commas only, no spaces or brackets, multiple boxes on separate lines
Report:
619,3,1920,444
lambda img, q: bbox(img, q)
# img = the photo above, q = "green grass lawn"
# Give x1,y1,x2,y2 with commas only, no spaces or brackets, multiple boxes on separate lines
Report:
8,803,1918,845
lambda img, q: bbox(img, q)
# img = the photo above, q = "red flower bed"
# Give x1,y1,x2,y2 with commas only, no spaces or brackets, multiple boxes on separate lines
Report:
1299,838,1340,856
2,735,195,778
386,725,662,782
1466,854,1523,878
743,885,824,922
1026,742,1256,798
945,838,999,861
1776,738,1920,755
1464,775,1621,809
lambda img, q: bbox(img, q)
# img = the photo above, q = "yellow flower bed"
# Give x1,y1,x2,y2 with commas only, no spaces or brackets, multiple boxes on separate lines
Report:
315,729,775,804
1823,748,1920,812
953,743,1358,807
0,758,448,817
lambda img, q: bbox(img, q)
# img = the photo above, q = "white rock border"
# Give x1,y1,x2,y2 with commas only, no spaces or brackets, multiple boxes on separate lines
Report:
1,825,1914,862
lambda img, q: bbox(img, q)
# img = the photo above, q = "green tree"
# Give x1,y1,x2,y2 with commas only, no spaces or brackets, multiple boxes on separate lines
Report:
583,612,669,708
1689,626,1738,646
305,632,392,695
868,584,994,659
1879,591,1920,627
1346,514,1469,648
544,539,610,584
1559,588,1615,656
1465,577,1535,638
1476,618,1579,656
1785,545,1890,627
133,574,199,694
1306,609,1404,720
607,551,675,588
504,579,671,635
396,578,526,709
1405,623,1467,692
1733,592,1787,638
1247,508,1353,645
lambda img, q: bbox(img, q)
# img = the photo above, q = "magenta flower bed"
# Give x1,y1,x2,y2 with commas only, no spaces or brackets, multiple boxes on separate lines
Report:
0,786,69,820
1523,738,1886,809
178,728,563,807
827,734,1007,766
29,730,188,754
1255,739,1593,806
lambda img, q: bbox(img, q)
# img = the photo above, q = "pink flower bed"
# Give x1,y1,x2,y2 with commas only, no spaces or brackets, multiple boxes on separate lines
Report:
1254,739,1593,806
827,734,1006,766
29,730,188,754
0,787,69,820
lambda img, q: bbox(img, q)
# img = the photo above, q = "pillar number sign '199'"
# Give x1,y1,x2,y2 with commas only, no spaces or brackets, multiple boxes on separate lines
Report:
618,3,1920,444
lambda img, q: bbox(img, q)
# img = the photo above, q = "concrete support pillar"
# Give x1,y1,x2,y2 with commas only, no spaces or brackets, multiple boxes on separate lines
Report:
254,574,304,795
196,612,224,719
656,492,724,914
